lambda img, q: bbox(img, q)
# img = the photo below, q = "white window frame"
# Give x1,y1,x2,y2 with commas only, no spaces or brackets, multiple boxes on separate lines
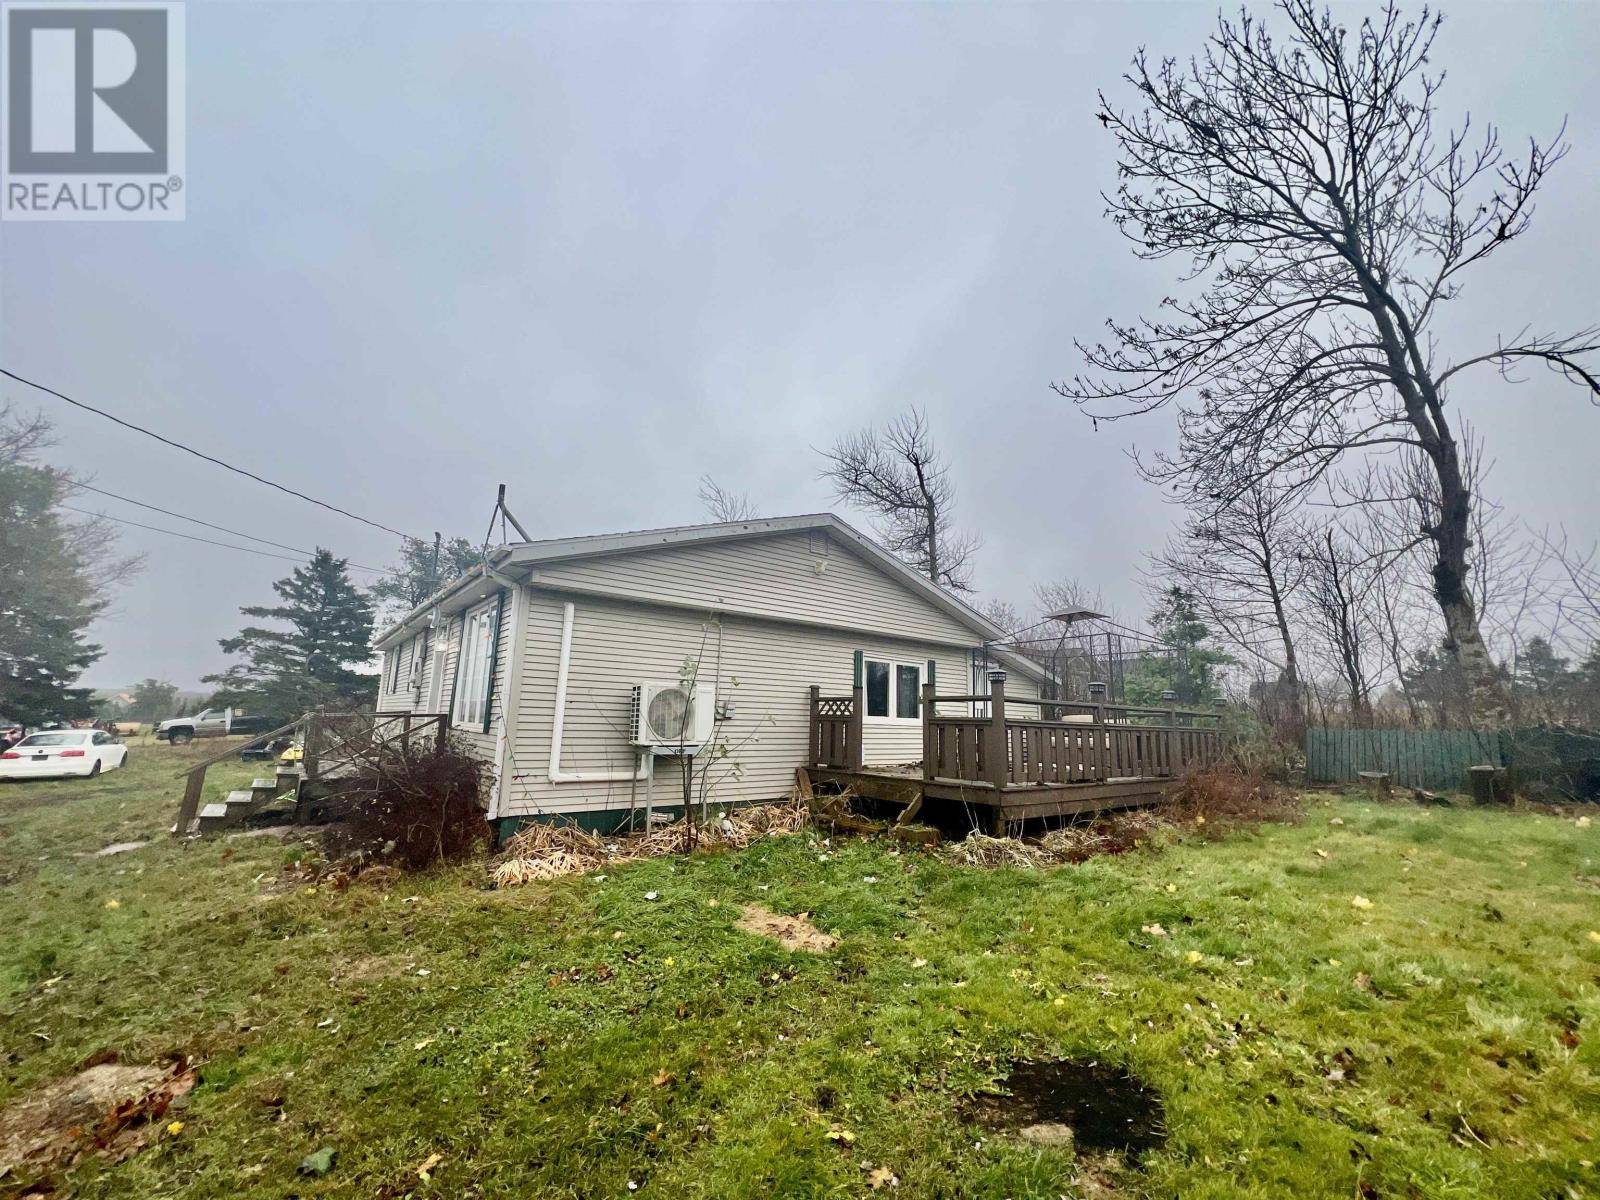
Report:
452,604,497,730
862,656,923,724
385,643,402,694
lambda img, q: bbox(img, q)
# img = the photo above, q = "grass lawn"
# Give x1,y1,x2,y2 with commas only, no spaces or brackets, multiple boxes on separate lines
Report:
2,743,1599,1198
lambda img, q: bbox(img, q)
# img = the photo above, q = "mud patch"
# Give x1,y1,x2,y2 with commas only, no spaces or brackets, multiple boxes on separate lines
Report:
0,1060,195,1180
735,904,838,952
960,1058,1165,1163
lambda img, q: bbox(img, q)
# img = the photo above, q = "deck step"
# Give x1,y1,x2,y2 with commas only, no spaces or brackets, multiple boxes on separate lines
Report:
251,777,280,791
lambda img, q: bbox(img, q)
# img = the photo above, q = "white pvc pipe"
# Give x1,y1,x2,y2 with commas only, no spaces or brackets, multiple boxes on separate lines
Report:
547,600,649,784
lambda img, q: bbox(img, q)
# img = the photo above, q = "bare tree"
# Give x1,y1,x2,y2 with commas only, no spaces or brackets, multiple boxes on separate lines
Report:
696,475,759,523
1057,0,1600,724
978,597,1023,634
1302,525,1374,725
818,407,978,591
1152,478,1309,733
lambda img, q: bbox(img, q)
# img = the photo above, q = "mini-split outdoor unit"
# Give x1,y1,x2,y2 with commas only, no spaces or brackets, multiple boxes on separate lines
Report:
630,681,715,750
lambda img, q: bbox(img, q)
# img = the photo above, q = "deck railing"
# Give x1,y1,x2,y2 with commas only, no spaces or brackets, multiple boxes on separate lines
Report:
808,685,863,771
172,709,449,835
806,672,1224,790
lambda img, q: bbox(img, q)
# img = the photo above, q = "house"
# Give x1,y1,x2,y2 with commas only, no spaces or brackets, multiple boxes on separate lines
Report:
371,513,1051,836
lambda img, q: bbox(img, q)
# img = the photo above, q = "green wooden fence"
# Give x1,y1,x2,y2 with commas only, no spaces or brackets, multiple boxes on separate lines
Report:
1304,727,1504,791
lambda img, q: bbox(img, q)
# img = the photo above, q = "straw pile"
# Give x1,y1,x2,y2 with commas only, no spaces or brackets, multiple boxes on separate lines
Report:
938,808,1171,869
491,799,808,887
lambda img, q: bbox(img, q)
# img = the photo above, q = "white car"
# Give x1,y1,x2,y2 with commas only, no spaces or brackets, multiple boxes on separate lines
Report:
0,730,129,779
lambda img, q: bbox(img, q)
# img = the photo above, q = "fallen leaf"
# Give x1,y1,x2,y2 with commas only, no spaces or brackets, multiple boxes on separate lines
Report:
1185,950,1203,965
1141,923,1168,938
1329,817,1345,826
645,891,660,901
413,1038,435,1051
1587,931,1600,944
1577,816,1592,828
1329,958,1342,967
1314,849,1329,859
866,1164,898,1188
166,1121,184,1136
299,1147,336,1176
1351,895,1373,910
911,958,928,969
1354,972,1372,991
416,1152,443,1180
103,899,121,909
652,1068,674,1087
1165,883,1178,894
826,1125,857,1144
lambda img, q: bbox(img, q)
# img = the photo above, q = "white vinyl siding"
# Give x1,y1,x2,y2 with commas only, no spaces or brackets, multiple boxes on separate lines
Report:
525,530,979,648
495,588,975,820
453,604,497,729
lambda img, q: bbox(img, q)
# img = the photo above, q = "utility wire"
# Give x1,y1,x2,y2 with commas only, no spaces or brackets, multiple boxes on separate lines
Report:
2,366,417,539
61,479,384,571
61,504,384,573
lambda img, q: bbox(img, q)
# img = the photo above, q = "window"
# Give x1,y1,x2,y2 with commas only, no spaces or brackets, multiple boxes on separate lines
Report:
452,604,498,729
386,643,403,693
863,657,921,721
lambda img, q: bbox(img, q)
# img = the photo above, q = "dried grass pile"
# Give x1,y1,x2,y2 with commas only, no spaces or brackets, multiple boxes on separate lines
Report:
940,808,1168,869
492,799,807,887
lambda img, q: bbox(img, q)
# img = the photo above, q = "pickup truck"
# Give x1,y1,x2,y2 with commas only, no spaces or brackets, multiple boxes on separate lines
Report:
155,707,274,745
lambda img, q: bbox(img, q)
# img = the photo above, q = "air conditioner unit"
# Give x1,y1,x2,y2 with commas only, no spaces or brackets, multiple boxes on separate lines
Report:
630,681,715,750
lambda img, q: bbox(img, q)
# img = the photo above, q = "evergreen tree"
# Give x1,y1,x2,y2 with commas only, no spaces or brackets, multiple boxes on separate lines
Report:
1513,637,1572,722
204,549,375,718
1125,587,1234,706
0,409,137,726
371,535,480,621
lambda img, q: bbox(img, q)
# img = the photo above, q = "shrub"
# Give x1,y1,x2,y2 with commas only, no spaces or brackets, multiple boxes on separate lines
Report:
325,740,491,870
1165,762,1301,838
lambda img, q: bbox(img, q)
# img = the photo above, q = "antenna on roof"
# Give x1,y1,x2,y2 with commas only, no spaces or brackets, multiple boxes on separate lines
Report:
492,484,531,543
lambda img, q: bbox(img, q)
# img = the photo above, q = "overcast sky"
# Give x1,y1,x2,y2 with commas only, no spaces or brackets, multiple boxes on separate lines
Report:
2,0,1596,691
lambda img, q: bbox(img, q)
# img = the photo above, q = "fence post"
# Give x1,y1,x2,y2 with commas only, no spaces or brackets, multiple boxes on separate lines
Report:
849,651,865,771
434,713,448,755
986,671,1008,790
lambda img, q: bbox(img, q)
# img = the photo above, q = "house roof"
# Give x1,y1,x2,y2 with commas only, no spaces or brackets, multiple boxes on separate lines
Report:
371,513,1026,661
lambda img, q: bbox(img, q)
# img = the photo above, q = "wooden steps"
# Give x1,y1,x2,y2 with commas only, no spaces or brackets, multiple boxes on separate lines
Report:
190,769,304,834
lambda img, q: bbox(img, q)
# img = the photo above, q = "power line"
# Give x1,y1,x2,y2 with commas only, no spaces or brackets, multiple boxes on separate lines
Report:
61,479,384,571
61,505,384,573
2,365,417,540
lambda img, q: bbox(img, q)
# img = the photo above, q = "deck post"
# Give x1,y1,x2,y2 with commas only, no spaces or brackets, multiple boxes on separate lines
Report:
921,682,936,783
304,713,323,782
985,671,1008,791
808,685,821,768
435,713,448,755
174,768,204,836
848,651,865,771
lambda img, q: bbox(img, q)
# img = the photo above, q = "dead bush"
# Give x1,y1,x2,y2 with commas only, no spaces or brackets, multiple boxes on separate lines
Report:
1165,763,1301,837
325,742,491,870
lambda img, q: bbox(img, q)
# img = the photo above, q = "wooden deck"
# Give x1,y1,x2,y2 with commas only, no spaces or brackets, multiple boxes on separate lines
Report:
808,661,1224,834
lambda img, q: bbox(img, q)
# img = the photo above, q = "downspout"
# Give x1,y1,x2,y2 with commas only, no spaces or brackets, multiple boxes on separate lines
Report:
547,600,649,784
